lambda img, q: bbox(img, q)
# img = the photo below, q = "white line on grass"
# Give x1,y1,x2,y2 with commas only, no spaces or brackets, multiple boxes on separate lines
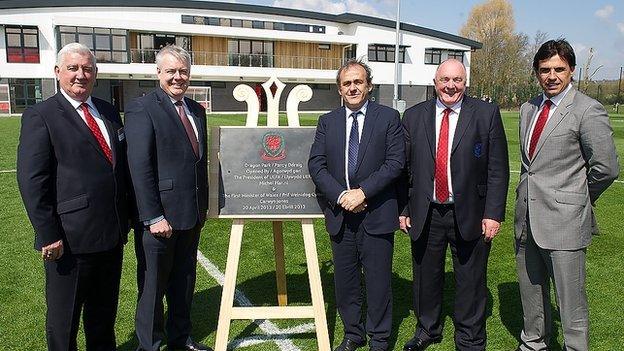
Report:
0,169,16,173
196,250,315,351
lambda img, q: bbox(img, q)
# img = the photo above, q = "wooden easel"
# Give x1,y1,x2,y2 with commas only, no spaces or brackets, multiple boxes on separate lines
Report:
211,78,330,351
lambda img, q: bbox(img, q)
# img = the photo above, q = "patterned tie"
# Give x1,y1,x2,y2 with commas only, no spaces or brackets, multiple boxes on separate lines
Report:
435,108,452,203
528,99,552,159
80,103,112,164
175,100,199,158
348,111,360,183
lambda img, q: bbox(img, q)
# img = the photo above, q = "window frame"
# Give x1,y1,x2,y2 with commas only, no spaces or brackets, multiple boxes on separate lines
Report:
5,25,40,63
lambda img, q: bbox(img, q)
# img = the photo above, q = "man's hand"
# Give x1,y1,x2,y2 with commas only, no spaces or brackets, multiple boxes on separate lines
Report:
339,188,366,212
482,218,501,242
150,218,173,238
399,216,411,234
41,240,64,261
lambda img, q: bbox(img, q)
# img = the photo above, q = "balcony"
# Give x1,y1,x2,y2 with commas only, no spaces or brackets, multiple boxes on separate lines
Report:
130,49,344,70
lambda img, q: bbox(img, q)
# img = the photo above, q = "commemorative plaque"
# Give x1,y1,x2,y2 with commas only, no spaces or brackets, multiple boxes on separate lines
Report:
209,126,322,217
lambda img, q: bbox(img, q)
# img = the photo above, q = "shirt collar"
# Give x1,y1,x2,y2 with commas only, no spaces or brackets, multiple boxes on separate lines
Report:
436,98,462,114
345,100,369,118
542,83,572,108
169,95,186,107
60,89,94,111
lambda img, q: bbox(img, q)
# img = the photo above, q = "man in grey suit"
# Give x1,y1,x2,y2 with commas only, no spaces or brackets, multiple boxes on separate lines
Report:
514,39,619,351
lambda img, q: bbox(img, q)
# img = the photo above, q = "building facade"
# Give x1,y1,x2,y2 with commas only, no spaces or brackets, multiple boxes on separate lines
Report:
0,0,481,114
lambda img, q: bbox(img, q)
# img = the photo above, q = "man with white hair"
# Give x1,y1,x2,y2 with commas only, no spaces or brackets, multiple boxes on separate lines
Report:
125,45,209,351
17,42,132,350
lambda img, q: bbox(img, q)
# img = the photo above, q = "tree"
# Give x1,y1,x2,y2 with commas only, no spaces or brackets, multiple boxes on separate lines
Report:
460,0,539,108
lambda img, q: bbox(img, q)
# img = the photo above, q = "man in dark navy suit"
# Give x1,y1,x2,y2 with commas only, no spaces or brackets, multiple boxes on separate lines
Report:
308,59,405,351
125,45,210,351
17,43,131,351
400,59,509,351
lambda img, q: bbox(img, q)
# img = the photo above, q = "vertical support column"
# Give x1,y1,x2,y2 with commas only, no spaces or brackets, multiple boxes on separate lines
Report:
214,219,245,351
272,221,288,306
301,219,330,351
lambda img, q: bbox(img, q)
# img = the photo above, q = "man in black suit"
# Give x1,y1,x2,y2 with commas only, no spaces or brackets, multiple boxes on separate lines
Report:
400,59,509,351
308,59,405,351
17,43,131,351
125,45,210,351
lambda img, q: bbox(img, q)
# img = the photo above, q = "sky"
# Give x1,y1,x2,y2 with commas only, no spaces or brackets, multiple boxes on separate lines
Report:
225,0,624,80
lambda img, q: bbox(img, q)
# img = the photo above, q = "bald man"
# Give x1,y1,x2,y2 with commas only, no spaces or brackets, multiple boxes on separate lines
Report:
399,59,509,351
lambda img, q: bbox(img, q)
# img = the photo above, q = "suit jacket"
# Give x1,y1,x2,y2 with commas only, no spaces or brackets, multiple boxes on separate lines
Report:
17,93,131,254
308,101,405,236
514,87,619,250
125,88,208,230
401,96,509,241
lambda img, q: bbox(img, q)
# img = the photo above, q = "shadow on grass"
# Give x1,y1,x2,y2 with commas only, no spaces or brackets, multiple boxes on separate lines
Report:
497,281,563,351
392,271,495,350
116,284,222,351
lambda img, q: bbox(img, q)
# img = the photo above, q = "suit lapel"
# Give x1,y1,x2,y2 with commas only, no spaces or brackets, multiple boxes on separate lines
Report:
422,99,437,159
336,108,347,182
355,101,376,173
55,93,110,163
532,89,575,160
520,95,541,161
451,97,475,154
156,88,196,156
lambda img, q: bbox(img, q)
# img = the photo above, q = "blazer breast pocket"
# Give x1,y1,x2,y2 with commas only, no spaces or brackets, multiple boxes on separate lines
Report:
57,194,89,214
158,179,173,191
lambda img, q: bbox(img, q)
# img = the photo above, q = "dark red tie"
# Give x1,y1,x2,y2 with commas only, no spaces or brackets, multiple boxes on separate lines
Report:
528,99,552,159
175,101,199,158
435,108,452,203
80,103,112,164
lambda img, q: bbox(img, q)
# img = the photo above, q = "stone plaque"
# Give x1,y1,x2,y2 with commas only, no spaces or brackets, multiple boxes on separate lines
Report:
209,127,322,217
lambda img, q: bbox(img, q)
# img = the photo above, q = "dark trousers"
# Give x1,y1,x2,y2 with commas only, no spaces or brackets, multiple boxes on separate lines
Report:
411,204,491,351
44,245,123,351
330,214,394,350
134,225,201,351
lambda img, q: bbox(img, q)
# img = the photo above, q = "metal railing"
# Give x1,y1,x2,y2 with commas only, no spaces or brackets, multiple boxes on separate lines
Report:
130,49,344,70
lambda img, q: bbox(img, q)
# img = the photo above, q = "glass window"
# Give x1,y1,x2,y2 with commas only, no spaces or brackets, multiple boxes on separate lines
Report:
220,18,230,26
230,19,242,27
5,26,40,63
239,40,251,54
425,48,442,65
252,21,265,29
447,50,464,63
59,26,128,63
208,17,220,26
243,20,252,28
368,44,406,63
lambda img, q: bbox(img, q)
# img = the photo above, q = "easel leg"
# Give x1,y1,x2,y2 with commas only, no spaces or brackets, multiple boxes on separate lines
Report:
301,219,330,351
214,219,245,351
273,221,288,306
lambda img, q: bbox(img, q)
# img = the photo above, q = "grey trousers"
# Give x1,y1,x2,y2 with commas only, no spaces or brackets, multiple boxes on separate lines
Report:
515,223,589,351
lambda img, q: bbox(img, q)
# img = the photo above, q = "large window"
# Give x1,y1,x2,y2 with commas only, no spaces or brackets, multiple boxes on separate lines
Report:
447,50,464,63
5,26,40,63
59,26,128,63
10,78,42,113
368,44,406,63
228,39,273,67
424,48,442,65
425,48,465,64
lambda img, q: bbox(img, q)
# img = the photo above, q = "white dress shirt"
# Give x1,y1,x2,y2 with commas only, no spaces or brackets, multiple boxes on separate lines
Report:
525,83,572,152
433,98,462,204
344,101,368,190
60,89,111,148
169,96,199,140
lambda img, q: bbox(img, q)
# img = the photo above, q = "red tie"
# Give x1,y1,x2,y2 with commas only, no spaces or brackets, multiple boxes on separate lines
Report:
80,103,112,164
528,100,552,159
175,101,199,158
435,108,452,203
